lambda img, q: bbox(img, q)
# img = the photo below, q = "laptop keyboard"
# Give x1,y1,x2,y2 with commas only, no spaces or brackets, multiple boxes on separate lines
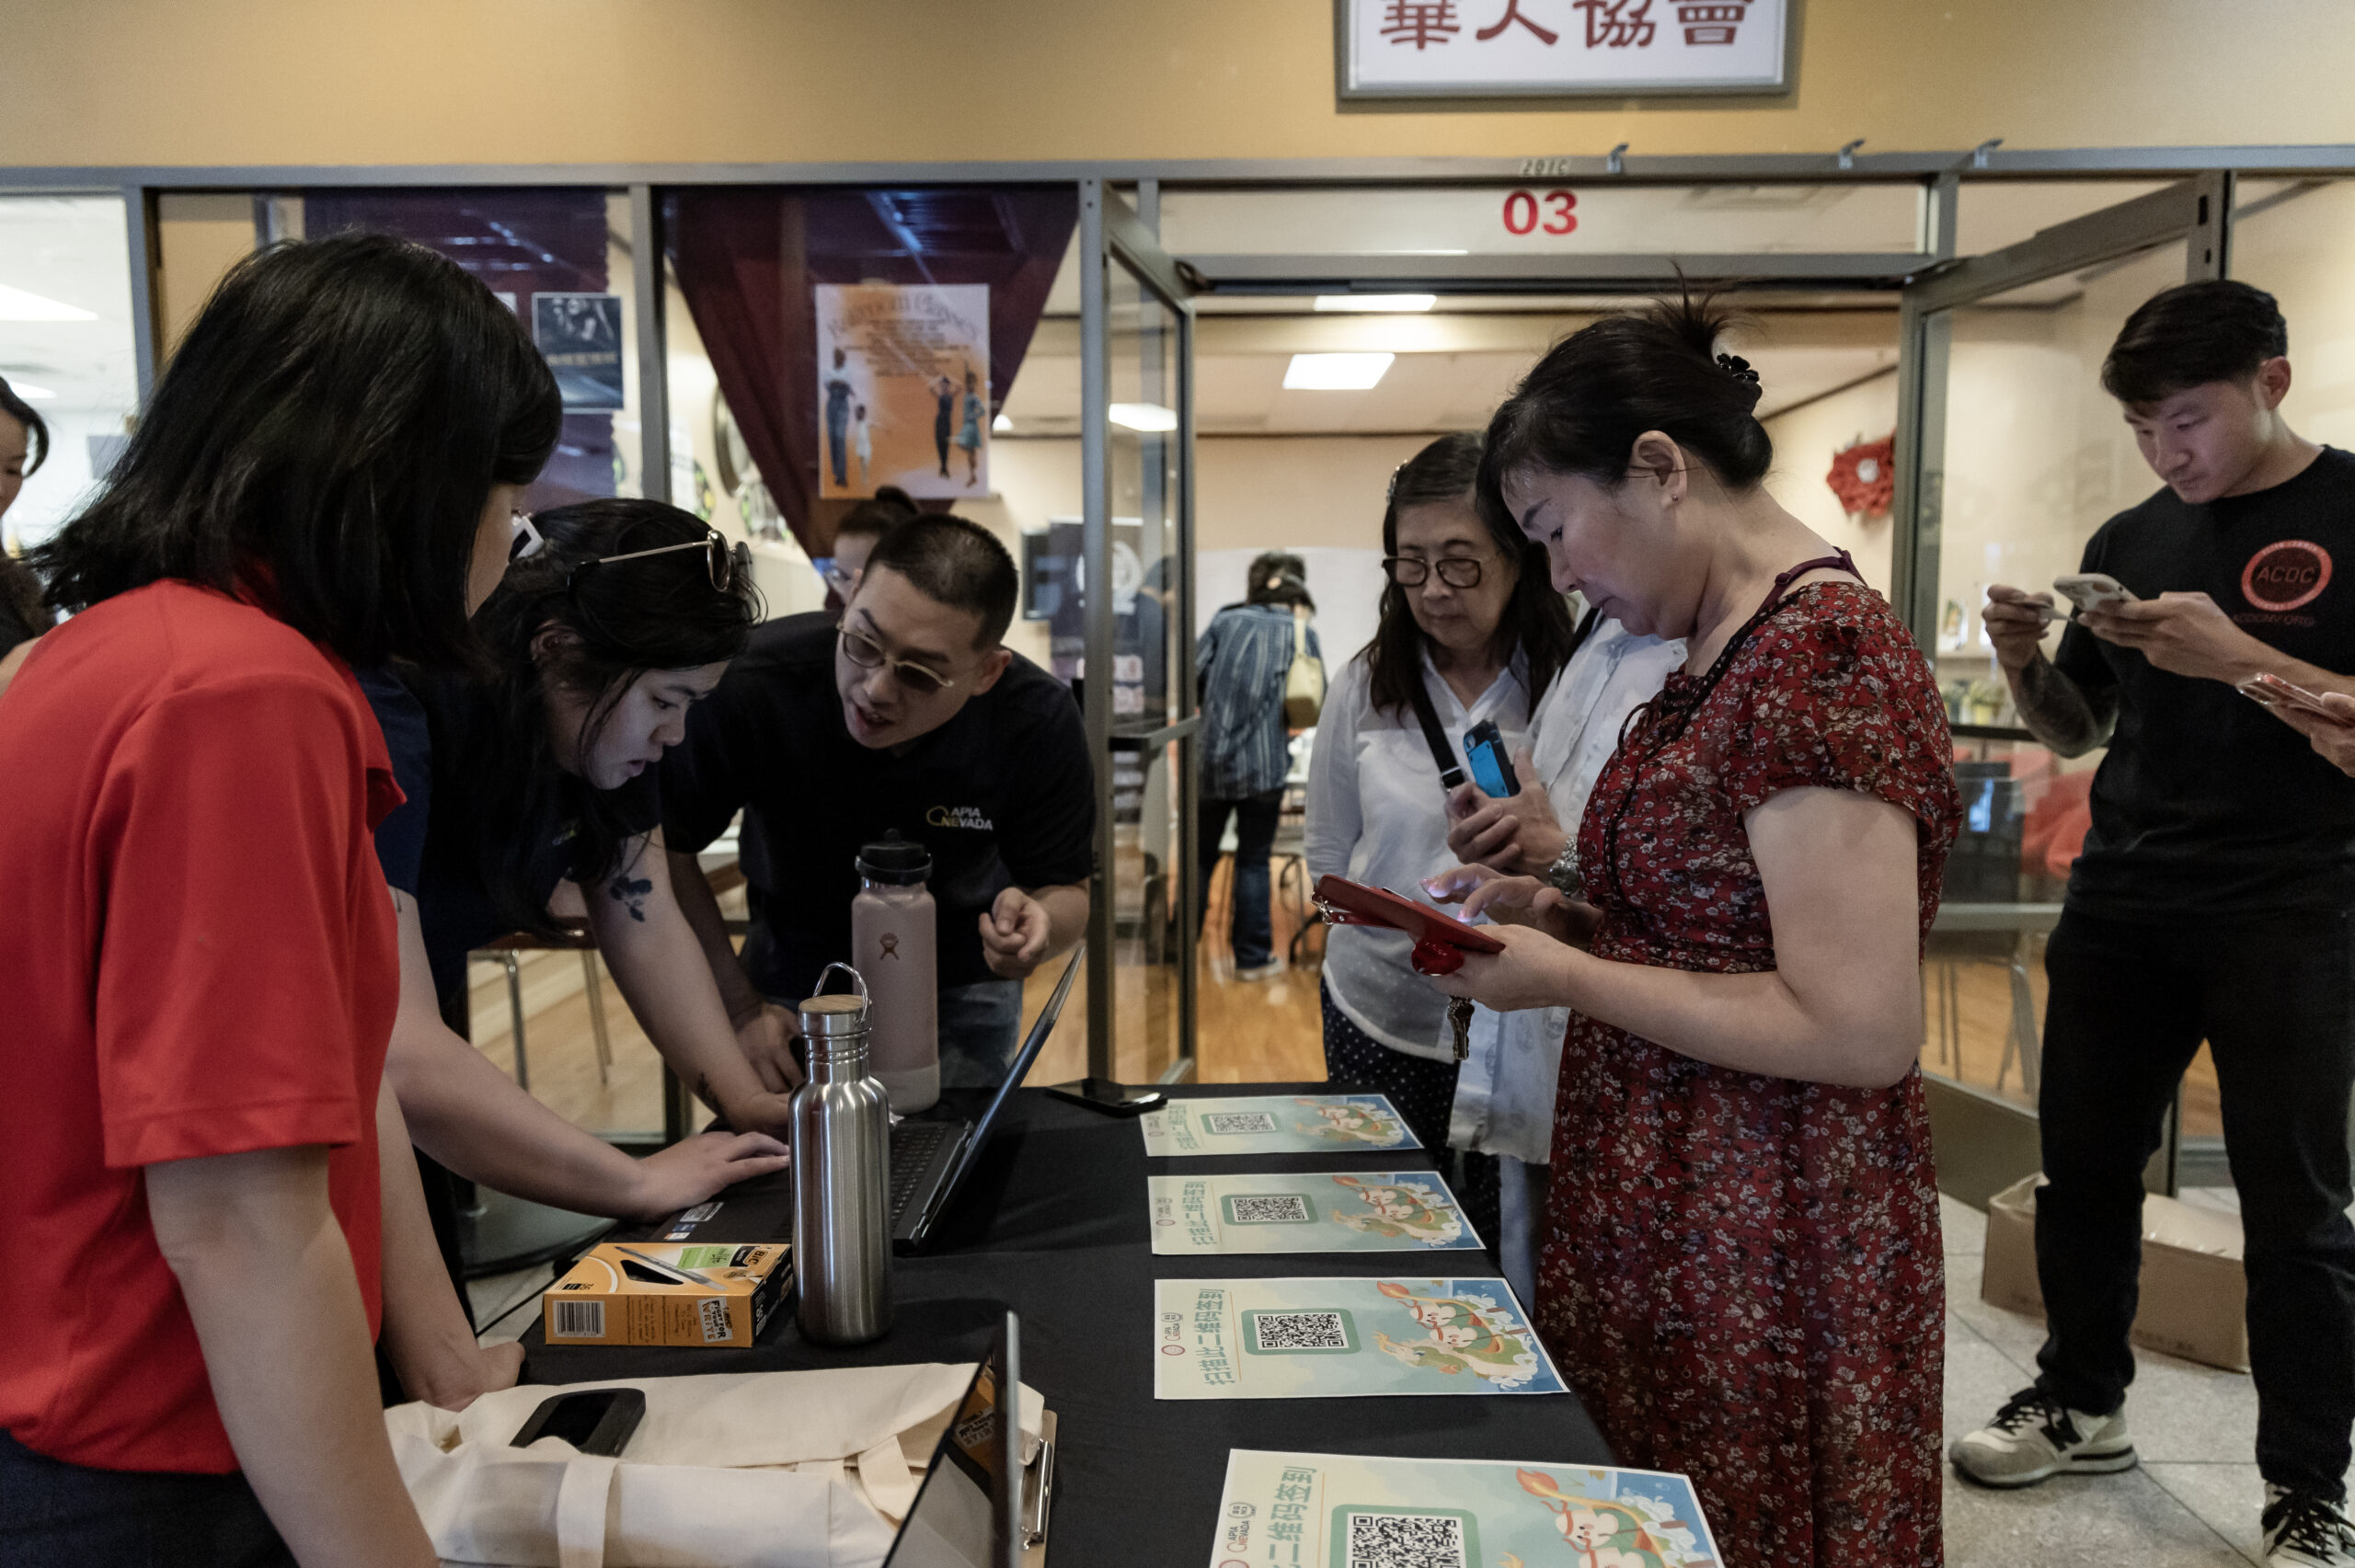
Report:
890,1119,955,1223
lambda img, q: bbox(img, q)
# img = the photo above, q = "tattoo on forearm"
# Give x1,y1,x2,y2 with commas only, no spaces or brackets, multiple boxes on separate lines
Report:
606,872,652,922
2013,657,2118,758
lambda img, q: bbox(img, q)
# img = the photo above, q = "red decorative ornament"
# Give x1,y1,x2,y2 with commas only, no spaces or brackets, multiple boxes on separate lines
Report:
1826,433,1896,520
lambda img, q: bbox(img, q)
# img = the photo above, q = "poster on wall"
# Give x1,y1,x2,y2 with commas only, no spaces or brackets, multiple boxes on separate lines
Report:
532,292,626,411
1339,0,1788,98
815,283,990,500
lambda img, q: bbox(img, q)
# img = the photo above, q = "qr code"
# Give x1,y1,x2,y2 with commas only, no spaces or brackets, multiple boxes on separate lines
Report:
1228,1195,1312,1224
1200,1111,1278,1135
1252,1310,1350,1351
549,1299,604,1340
1343,1512,1467,1568
697,1298,733,1343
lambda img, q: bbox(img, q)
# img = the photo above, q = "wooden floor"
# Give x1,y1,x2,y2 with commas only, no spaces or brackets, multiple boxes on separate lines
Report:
473,869,2220,1144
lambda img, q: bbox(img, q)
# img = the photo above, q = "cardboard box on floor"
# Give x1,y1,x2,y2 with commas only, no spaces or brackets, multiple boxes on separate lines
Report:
1982,1173,2248,1372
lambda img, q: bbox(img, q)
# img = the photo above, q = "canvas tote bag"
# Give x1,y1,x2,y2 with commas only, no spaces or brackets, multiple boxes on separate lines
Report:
1282,608,1326,728
386,1363,1043,1568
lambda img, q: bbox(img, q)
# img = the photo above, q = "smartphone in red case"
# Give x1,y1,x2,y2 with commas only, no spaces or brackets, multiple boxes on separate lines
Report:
1313,875,1503,977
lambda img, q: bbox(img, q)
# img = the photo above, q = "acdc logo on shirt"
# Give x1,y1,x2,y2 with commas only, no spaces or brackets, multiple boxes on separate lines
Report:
2241,539,2334,612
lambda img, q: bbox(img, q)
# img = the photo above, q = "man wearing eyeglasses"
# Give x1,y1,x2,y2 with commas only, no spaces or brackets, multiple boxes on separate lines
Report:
661,514,1093,1091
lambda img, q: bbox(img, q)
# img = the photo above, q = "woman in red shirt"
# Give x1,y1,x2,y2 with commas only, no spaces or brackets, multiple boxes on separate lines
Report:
1427,297,1962,1567
0,234,558,1567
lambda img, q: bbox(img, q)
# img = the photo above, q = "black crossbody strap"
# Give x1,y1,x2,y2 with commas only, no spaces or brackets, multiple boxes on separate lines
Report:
1406,677,1467,793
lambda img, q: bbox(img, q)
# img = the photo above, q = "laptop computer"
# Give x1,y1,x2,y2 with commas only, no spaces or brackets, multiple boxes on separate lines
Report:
883,1309,1026,1568
889,943,1084,1254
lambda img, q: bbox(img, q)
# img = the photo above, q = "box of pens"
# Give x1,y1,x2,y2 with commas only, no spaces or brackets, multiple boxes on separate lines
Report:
542,1242,791,1348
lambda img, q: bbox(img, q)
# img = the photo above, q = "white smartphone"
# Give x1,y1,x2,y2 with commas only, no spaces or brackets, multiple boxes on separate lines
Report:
2054,573,2137,613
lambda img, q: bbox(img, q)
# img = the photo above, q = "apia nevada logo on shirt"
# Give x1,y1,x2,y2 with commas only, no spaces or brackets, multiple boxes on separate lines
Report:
2241,538,2335,614
925,804,994,831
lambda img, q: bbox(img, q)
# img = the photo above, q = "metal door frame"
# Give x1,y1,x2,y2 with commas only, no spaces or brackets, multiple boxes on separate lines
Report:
1079,178,1201,1082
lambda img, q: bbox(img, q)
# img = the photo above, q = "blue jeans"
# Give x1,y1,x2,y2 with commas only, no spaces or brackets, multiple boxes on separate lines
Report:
0,1431,294,1567
1200,790,1283,969
938,977,1025,1089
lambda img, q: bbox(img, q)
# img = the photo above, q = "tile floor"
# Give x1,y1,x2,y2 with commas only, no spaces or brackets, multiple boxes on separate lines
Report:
462,1198,2299,1564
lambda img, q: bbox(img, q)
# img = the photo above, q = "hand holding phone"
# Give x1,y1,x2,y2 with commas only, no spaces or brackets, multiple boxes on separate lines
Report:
2239,673,2355,729
1463,720,1521,798
2054,573,2138,613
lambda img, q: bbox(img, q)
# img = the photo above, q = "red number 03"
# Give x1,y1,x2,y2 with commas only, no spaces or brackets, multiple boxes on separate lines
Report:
1501,189,1579,237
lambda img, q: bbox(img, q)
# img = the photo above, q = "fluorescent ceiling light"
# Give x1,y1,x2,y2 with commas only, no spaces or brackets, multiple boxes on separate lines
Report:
1283,352,1395,391
2,379,55,399
1315,294,1437,313
992,413,1013,433
1109,402,1178,432
0,284,97,322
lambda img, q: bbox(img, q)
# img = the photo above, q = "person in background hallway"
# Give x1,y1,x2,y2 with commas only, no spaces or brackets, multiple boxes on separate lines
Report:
360,499,793,1328
1427,297,1960,1567
1436,598,1683,1306
1304,431,1581,1251
1197,551,1321,982
0,373,51,697
0,232,558,1567
1961,280,2355,1568
821,485,918,622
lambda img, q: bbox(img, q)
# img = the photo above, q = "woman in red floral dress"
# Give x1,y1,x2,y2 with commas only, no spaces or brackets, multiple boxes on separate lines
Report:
1427,299,1962,1567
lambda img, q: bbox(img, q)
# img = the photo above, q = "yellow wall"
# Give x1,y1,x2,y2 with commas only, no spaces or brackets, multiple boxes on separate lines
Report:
4,1,2353,170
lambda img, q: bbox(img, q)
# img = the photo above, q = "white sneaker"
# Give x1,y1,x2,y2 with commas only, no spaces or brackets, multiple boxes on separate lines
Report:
1234,960,1284,981
1949,1388,2137,1488
2265,1484,2355,1565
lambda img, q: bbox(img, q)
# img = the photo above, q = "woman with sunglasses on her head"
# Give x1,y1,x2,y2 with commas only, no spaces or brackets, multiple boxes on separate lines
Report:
1303,432,1582,1246
1423,298,1962,1568
0,372,52,698
359,498,793,1326
0,234,555,1567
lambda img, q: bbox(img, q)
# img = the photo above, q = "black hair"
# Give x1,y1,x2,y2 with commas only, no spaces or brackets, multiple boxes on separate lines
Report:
1366,431,1579,718
1478,293,1773,542
2102,280,2290,406
29,232,560,668
834,485,920,545
861,513,1019,648
426,498,759,940
1246,550,1315,613
0,373,50,476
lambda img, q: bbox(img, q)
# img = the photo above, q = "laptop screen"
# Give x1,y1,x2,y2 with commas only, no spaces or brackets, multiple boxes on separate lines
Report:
923,944,1083,1218
883,1310,1022,1568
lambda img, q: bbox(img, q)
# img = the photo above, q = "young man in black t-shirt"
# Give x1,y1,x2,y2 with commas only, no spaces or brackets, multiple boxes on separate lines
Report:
1954,280,2355,1564
663,514,1094,1090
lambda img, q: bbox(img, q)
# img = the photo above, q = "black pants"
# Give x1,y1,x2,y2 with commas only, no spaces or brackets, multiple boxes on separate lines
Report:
0,1432,293,1568
2034,906,2355,1496
1320,979,1501,1247
1199,789,1284,969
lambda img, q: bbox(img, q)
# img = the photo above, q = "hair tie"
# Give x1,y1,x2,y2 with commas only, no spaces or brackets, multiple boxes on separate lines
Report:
1717,352,1761,386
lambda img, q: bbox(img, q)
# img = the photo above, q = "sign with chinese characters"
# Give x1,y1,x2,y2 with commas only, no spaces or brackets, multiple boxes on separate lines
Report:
1148,1172,1485,1254
1154,1277,1568,1400
1138,1093,1421,1157
1338,0,1789,97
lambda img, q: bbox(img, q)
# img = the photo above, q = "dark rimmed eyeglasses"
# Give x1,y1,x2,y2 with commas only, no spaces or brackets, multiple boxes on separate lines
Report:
838,625,957,695
1383,553,1491,589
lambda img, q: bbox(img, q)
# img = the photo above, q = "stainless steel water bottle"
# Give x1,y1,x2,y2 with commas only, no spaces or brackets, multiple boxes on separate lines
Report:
791,963,894,1345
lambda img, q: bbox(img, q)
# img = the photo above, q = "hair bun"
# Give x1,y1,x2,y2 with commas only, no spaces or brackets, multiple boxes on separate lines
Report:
1716,353,1761,386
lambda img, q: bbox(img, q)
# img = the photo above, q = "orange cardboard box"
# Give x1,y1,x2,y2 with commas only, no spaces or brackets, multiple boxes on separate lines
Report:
542,1242,790,1349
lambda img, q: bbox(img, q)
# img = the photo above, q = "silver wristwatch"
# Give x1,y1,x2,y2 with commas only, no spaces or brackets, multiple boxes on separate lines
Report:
1545,842,1582,897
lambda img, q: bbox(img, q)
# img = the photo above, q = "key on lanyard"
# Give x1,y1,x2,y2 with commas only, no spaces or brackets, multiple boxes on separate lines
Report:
1447,997,1473,1062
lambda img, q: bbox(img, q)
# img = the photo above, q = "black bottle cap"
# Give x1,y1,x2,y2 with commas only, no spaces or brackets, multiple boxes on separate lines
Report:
856,830,932,886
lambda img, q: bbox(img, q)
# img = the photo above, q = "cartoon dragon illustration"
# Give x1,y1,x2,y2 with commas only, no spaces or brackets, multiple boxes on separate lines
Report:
1370,1280,1541,1389
1502,1469,1715,1568
1292,1097,1404,1146
1329,1174,1464,1245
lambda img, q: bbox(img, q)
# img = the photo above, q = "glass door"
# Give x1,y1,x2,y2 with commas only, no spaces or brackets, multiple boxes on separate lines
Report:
1079,181,1199,1082
1893,175,2227,1205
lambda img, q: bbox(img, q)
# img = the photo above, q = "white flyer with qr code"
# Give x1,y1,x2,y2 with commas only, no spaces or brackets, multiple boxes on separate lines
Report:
1139,1094,1420,1156
1208,1448,1722,1568
1149,1172,1483,1254
1154,1277,1565,1400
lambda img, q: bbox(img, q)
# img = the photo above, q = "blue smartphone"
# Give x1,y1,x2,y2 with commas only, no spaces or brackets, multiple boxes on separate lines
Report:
1463,720,1520,797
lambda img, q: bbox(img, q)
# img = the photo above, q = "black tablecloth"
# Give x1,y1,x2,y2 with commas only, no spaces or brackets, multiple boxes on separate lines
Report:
522,1082,1611,1566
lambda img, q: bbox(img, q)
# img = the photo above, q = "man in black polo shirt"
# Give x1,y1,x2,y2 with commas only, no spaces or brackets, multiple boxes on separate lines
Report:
1953,280,2355,1565
664,514,1092,1088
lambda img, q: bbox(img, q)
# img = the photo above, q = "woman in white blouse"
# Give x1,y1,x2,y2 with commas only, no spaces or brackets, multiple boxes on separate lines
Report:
1304,431,1582,1240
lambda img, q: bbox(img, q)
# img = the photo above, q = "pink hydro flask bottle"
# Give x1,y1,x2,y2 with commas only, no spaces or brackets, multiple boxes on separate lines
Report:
851,831,939,1113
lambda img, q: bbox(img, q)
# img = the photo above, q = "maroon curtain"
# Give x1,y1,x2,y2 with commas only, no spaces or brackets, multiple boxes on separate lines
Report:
665,187,1077,556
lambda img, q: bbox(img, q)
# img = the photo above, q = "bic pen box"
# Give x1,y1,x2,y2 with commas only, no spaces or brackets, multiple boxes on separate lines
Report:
543,1242,791,1348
